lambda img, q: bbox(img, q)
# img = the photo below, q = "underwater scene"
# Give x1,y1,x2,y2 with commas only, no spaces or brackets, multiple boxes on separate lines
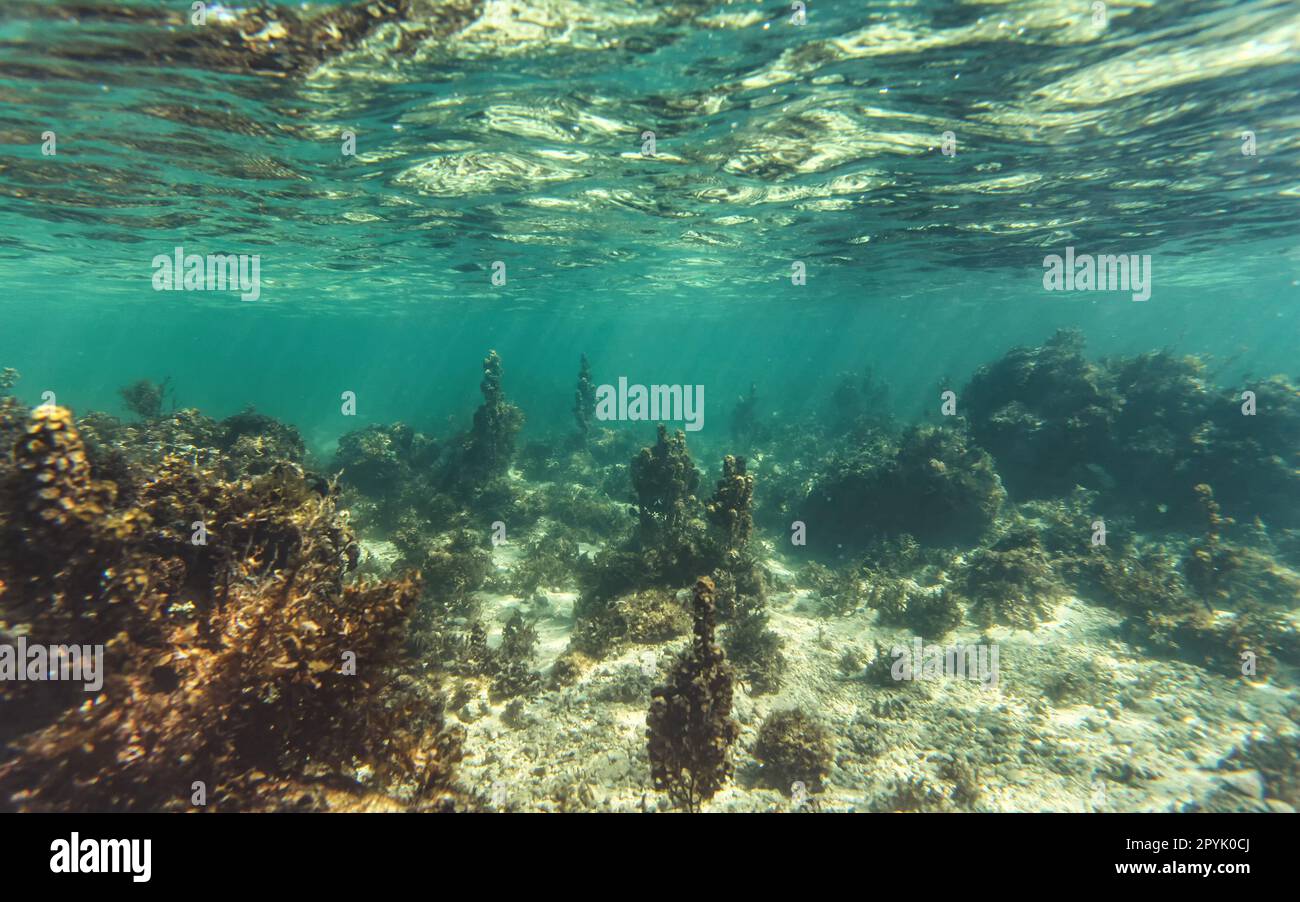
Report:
0,0,1297,816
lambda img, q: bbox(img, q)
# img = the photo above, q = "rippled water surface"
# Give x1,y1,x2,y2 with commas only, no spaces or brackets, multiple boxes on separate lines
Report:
0,0,1297,429
0,0,1297,816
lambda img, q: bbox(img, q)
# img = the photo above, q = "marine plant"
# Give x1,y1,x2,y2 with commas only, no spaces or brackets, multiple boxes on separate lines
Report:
0,406,464,811
705,454,754,561
573,353,597,443
216,406,307,477
458,350,524,488
752,708,835,794
616,588,691,643
395,526,491,619
489,612,543,701
509,530,581,596
646,576,741,812
719,573,786,695
958,530,1063,630
1183,483,1241,606
803,424,1003,551
631,423,701,554
963,328,1119,499
117,377,170,420
866,575,962,639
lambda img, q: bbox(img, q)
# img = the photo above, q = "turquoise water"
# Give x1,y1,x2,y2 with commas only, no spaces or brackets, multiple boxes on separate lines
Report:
1,0,1296,449
0,1,1298,814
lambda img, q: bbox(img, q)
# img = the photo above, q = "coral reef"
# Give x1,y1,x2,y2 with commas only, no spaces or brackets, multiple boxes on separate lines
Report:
646,577,741,811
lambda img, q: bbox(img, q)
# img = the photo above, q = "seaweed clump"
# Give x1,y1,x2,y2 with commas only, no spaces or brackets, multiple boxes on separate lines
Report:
631,424,702,563
646,576,741,812
716,567,786,694
616,589,691,643
489,613,543,701
705,454,754,562
958,531,1064,630
804,424,1004,550
867,576,963,639
965,331,1300,529
571,429,776,685
963,328,1118,499
0,406,463,812
752,709,835,794
118,377,170,420
573,353,597,444
457,350,524,489
216,406,307,476
334,422,438,498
